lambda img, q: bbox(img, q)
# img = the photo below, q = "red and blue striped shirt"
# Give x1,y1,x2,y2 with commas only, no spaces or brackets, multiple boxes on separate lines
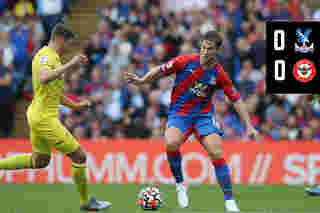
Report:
160,53,240,116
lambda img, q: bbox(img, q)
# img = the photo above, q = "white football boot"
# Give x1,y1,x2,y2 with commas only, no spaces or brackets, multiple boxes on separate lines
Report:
176,183,189,208
225,199,240,212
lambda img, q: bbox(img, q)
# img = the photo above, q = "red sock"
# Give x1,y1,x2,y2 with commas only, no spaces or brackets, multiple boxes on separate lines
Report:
212,158,226,168
166,149,183,183
166,150,180,156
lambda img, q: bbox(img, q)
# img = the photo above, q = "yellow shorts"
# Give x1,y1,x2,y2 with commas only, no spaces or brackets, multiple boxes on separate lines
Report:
27,117,80,155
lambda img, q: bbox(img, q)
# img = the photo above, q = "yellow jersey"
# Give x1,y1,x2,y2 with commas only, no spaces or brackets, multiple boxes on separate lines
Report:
27,46,64,121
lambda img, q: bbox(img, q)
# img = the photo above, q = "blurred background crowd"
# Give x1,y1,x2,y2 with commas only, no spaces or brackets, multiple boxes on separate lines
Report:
1,0,320,141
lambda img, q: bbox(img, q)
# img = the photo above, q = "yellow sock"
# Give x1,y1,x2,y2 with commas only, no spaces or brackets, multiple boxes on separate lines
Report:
72,163,89,206
0,153,33,170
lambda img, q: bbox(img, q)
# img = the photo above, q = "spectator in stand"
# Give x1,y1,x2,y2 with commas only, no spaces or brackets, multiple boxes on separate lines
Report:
103,77,126,123
95,20,113,49
312,7,320,20
127,83,145,118
224,127,241,140
28,16,45,53
113,125,126,139
149,5,168,34
102,29,131,81
0,30,14,69
133,32,155,75
158,77,172,107
309,118,320,140
85,30,108,76
180,41,194,54
73,125,87,140
89,120,103,140
248,22,266,69
265,99,289,127
0,0,7,15
238,59,263,83
279,126,289,140
10,11,32,88
13,0,34,19
162,20,183,61
0,10,15,32
36,0,70,45
268,0,292,20
69,69,86,95
241,0,265,23
152,43,166,65
214,98,245,138
301,126,314,140
83,65,108,103
223,0,243,39
145,90,161,131
17,1,45,57
236,65,256,99
0,62,14,137
287,114,299,140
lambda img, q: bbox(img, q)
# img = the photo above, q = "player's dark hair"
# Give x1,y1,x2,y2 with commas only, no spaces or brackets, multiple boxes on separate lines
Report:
202,30,223,49
51,23,77,41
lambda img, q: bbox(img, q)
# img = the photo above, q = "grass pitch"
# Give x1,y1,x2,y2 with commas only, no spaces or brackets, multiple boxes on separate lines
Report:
1,184,318,213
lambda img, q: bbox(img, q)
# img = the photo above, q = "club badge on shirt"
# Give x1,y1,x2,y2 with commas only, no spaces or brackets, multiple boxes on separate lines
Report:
40,55,48,65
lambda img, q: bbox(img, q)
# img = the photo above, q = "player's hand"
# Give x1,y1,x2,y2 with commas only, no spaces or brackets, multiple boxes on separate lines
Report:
247,126,260,141
70,55,88,66
75,99,91,110
124,72,144,85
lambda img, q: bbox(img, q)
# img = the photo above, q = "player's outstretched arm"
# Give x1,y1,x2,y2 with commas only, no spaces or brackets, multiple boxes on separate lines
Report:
39,55,88,84
125,55,184,85
61,95,91,110
125,65,162,85
232,100,259,140
216,64,259,140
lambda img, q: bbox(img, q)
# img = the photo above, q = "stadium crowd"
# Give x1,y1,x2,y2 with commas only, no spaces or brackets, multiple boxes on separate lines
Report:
0,0,73,137
1,0,320,141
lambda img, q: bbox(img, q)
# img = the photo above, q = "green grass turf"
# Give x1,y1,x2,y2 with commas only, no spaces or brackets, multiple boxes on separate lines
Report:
1,184,319,213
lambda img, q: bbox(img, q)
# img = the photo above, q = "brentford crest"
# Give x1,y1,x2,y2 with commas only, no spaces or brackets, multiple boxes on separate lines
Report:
292,59,316,83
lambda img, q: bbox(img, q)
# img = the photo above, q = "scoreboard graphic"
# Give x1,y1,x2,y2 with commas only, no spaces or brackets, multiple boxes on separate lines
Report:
266,21,320,93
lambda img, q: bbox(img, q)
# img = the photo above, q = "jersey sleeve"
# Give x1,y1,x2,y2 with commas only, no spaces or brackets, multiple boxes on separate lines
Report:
160,55,186,76
216,64,241,103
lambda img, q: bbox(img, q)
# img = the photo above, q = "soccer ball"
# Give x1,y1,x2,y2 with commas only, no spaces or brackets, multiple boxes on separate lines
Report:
138,186,163,210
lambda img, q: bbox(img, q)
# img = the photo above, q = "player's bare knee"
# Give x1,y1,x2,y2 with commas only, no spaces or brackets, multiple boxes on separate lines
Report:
68,148,87,164
32,153,51,169
205,142,223,160
205,142,223,159
165,139,181,152
164,127,184,152
210,149,223,160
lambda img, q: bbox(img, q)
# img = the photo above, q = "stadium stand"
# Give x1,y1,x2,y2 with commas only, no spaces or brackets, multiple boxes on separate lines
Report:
2,0,320,141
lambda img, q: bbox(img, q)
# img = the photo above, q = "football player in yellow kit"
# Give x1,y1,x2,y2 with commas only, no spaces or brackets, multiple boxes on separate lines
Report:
0,23,111,211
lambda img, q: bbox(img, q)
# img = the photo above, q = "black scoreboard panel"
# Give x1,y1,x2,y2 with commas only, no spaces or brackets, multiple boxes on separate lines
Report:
266,21,320,94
